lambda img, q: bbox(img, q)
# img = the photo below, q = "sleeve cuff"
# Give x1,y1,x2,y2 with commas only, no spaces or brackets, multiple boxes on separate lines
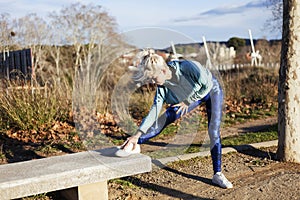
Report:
137,129,146,135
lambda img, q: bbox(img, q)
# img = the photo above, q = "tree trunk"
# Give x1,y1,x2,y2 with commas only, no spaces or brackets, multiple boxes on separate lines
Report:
277,0,300,163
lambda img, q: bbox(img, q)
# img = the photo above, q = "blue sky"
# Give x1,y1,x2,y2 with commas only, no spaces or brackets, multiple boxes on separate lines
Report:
0,0,280,47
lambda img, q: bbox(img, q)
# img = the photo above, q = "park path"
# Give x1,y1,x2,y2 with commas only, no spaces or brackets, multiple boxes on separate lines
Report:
107,116,300,200
109,145,300,200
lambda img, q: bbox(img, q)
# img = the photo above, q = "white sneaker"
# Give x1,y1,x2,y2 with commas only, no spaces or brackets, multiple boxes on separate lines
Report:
115,143,141,157
212,172,233,189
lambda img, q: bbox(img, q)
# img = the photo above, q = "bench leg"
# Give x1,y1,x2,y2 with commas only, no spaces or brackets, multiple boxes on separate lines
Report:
78,181,108,200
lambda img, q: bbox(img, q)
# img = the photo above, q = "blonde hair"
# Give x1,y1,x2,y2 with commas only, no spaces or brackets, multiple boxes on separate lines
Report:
132,49,167,82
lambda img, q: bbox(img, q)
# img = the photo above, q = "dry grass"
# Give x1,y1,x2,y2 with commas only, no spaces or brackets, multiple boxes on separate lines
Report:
222,66,278,104
0,77,71,131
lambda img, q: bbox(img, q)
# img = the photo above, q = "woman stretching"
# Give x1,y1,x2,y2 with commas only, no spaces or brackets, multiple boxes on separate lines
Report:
118,49,233,189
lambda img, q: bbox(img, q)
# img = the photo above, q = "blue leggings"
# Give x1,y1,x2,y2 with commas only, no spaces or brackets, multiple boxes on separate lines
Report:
138,78,223,174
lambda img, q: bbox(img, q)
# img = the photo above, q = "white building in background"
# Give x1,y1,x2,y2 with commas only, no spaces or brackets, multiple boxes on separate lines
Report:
219,46,236,59
213,43,236,63
198,42,236,65
183,42,236,66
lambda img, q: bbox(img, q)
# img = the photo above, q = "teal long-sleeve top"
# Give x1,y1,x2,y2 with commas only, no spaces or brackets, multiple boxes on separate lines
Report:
138,60,213,134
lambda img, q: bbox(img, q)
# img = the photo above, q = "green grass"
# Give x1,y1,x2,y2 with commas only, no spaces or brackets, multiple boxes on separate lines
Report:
109,178,137,188
155,124,178,140
221,124,278,147
186,124,278,154
153,111,208,141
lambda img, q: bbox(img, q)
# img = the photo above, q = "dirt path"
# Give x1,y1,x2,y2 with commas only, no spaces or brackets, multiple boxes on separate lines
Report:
108,117,300,200
108,146,300,200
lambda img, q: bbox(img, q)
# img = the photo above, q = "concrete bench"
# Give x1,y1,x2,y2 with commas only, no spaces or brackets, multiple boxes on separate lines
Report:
0,148,152,200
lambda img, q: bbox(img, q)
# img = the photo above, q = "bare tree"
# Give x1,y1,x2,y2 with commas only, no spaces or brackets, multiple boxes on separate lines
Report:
265,0,283,34
12,14,50,81
0,13,14,53
46,3,130,148
49,3,127,110
277,0,300,163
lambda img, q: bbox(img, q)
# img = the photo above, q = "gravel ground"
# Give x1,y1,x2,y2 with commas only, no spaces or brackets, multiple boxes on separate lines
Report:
108,117,300,200
108,146,300,200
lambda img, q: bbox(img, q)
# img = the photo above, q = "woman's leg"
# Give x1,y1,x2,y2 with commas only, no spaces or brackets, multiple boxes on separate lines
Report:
206,78,224,174
138,99,205,144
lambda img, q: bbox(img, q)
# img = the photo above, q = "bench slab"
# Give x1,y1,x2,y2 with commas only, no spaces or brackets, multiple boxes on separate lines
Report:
0,148,151,199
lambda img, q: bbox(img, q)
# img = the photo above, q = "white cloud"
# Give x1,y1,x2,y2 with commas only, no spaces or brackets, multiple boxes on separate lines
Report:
201,0,266,16
172,0,267,23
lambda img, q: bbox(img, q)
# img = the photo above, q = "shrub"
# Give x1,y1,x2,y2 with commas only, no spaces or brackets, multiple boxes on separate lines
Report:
0,78,71,131
227,37,246,51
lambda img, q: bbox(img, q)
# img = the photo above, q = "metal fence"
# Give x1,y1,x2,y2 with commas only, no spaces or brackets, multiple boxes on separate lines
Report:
0,48,32,80
207,62,280,71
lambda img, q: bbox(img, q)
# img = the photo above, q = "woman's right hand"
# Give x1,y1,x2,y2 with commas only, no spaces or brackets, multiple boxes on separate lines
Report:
173,102,189,116
121,131,142,150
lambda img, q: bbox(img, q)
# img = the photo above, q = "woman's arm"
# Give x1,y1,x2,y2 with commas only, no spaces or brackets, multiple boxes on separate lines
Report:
138,87,164,133
122,87,165,149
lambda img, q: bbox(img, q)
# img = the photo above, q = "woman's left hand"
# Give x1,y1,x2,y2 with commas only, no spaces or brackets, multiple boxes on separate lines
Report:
173,102,189,116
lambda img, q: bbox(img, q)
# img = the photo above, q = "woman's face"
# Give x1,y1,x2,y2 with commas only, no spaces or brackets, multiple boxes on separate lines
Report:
151,68,170,85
